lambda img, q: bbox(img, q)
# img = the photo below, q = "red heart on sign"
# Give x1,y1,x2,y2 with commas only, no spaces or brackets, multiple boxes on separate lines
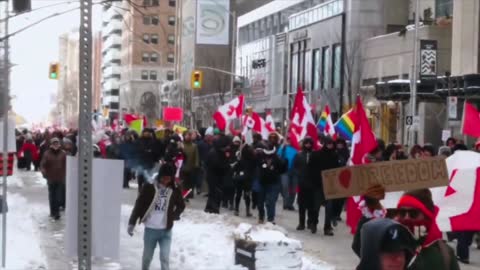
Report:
338,169,352,189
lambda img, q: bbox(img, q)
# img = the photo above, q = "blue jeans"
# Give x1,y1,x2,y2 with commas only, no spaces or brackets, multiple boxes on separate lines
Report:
257,183,281,222
142,228,172,270
280,172,297,208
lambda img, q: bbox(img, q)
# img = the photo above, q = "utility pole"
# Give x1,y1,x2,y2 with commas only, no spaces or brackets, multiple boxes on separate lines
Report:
78,0,93,269
409,0,420,148
1,0,9,267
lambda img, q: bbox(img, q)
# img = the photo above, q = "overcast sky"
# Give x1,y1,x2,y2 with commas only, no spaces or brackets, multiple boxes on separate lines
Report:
9,0,102,124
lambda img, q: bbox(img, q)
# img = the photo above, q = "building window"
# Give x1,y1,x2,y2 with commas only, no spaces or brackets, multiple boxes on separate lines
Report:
332,44,342,89
167,71,174,81
291,52,298,91
143,0,151,6
168,16,175,26
152,0,159,6
150,53,158,63
141,70,149,80
143,16,150,25
111,89,119,96
167,53,174,63
436,0,453,18
168,34,175,45
143,34,149,44
321,46,330,89
312,49,320,91
110,102,119,110
150,71,157,80
169,0,175,7
151,34,158,44
142,52,149,62
151,16,159,25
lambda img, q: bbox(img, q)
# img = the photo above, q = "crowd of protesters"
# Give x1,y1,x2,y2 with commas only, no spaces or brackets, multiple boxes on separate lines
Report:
13,126,480,269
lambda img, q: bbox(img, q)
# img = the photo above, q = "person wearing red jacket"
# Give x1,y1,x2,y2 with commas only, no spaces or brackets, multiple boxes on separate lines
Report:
19,138,39,171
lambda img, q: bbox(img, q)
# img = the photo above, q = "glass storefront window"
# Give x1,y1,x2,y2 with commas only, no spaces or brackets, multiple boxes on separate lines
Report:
291,53,298,91
312,49,320,91
332,44,341,88
322,46,330,89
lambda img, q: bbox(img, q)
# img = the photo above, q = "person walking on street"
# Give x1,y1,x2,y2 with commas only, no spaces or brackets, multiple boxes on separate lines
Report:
310,136,340,235
257,144,285,224
128,163,185,270
233,143,256,217
204,136,231,214
136,129,160,192
181,131,200,198
332,138,349,224
278,137,297,211
40,137,67,220
19,136,39,171
294,137,315,231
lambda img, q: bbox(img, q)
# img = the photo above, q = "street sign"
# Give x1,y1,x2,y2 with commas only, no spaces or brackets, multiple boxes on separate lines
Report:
413,116,420,129
406,116,413,126
448,96,458,119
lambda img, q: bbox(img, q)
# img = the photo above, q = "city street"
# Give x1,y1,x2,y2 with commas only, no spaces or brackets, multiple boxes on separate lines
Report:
4,170,479,270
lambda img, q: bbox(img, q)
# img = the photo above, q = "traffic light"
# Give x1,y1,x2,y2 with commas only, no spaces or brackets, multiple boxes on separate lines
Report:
49,63,59,80
191,70,203,89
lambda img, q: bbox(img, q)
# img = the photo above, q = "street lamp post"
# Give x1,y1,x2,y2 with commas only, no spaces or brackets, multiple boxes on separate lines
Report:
409,0,420,148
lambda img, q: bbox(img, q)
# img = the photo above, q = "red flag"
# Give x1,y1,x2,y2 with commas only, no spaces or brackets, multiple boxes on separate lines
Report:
242,112,269,139
346,97,378,234
350,97,377,165
213,95,244,131
462,101,480,137
288,87,319,150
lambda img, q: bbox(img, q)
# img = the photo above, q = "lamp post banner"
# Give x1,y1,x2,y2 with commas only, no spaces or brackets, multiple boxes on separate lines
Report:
196,0,230,45
420,40,437,80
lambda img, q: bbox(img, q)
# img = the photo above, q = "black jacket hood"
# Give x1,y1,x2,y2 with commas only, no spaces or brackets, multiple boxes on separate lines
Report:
357,218,416,270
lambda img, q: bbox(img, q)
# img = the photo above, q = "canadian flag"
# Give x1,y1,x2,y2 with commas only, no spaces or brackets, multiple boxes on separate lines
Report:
213,95,245,131
346,97,378,234
265,110,276,134
288,87,319,150
461,101,480,137
350,97,377,165
242,111,269,139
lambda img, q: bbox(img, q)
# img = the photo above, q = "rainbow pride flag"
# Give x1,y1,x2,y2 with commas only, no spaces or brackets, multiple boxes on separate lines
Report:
317,111,328,132
317,105,336,138
334,109,355,140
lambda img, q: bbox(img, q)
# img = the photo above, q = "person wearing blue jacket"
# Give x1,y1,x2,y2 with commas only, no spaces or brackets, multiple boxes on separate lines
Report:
277,137,298,211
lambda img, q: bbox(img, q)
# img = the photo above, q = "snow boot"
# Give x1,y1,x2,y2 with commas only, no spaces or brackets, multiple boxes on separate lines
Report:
296,223,305,231
234,209,239,216
246,208,252,217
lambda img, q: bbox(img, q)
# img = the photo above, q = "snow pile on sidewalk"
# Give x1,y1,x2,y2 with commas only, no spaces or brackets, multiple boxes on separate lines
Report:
1,193,46,269
121,206,333,270
234,223,303,270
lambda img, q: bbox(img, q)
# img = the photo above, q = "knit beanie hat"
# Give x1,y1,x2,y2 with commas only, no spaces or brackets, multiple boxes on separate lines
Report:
400,189,435,214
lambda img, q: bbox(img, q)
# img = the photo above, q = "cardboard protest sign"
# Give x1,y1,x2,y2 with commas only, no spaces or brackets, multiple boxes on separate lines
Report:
322,157,449,199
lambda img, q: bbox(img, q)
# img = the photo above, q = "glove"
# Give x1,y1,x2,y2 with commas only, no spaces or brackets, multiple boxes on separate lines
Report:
127,225,134,236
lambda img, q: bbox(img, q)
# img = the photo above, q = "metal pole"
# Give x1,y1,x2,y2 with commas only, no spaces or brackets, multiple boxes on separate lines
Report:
230,10,236,100
409,0,420,147
78,0,93,269
1,0,9,267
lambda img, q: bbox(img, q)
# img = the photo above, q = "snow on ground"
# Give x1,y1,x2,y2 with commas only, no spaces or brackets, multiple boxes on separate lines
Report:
121,205,333,270
1,193,46,270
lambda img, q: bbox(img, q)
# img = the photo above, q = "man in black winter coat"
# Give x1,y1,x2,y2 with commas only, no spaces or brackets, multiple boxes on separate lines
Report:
204,135,231,214
309,137,340,235
294,137,316,232
135,129,161,192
